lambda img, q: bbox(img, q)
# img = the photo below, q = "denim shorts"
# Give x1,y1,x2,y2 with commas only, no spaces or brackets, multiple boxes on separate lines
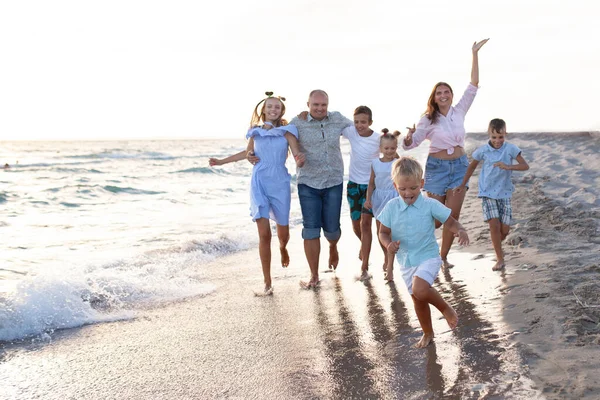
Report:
482,197,512,225
424,155,469,196
298,183,343,240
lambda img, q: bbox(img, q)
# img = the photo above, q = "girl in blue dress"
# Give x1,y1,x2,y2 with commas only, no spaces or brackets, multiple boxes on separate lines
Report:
210,93,305,295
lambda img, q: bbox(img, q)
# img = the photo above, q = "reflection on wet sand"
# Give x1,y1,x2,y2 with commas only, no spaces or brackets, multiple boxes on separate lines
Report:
312,277,380,398
304,251,539,398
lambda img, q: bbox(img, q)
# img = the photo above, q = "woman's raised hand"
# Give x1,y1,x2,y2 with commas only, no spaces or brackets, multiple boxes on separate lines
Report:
472,38,489,54
403,124,416,146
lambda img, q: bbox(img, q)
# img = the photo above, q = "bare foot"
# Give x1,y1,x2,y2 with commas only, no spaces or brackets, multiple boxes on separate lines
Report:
280,247,290,268
442,306,459,330
264,286,273,296
415,333,435,348
359,270,371,281
441,259,454,269
384,271,394,282
329,245,339,270
492,260,505,271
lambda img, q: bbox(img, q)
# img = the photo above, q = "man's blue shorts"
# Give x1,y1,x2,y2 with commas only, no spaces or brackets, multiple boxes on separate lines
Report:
298,183,343,240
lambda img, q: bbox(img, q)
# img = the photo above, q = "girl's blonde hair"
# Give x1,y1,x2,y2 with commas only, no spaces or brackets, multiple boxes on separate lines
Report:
391,156,423,184
250,92,288,128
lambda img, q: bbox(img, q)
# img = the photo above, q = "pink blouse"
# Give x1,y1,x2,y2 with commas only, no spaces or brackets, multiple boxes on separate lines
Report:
403,83,478,155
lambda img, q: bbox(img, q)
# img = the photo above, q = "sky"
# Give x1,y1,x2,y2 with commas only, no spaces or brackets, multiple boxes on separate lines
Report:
1,0,599,141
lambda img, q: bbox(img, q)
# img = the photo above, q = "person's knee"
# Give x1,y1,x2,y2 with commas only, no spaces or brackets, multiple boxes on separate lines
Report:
360,215,372,232
258,229,272,242
501,224,510,239
352,219,361,235
277,230,290,244
324,229,341,242
302,228,321,240
412,284,428,301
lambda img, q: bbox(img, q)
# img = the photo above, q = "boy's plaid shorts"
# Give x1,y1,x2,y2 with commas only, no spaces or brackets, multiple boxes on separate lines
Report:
481,197,512,225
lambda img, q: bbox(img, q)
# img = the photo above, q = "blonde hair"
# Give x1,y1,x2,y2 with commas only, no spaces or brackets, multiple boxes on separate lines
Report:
250,92,287,128
391,156,423,184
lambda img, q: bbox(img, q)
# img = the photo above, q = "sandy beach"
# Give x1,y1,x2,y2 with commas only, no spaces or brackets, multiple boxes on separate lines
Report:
464,131,600,399
1,131,599,399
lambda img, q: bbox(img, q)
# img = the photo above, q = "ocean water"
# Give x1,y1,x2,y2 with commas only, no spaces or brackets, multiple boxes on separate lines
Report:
0,138,427,343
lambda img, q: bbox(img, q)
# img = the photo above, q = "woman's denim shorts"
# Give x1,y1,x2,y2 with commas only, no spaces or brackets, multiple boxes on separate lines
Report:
423,155,469,196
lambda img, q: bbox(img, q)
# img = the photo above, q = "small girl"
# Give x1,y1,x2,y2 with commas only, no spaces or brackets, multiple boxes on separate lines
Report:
209,92,305,295
364,129,402,281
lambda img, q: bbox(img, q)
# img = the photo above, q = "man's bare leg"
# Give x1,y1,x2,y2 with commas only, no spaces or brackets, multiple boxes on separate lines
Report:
304,238,320,287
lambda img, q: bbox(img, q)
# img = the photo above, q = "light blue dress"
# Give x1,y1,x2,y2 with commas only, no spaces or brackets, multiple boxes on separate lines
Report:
371,158,398,218
246,124,298,225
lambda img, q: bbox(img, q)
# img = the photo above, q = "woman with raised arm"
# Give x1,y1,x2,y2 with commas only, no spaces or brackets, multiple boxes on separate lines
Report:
403,39,488,269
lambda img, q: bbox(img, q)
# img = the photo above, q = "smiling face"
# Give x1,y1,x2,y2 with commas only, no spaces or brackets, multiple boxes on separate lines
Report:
434,84,453,110
307,92,329,121
489,127,506,149
394,175,423,206
380,137,398,160
262,97,284,124
353,113,372,135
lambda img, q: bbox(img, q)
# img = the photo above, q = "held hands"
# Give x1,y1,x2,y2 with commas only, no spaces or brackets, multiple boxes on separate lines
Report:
364,199,372,210
386,240,400,254
294,152,306,168
247,151,260,165
472,38,489,54
455,229,470,246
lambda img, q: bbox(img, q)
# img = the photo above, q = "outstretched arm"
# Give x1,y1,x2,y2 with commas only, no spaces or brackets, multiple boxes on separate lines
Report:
443,216,470,246
471,39,489,86
209,150,246,166
454,159,479,194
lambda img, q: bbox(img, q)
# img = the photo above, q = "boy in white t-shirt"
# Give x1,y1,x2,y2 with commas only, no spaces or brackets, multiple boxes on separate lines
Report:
341,106,382,278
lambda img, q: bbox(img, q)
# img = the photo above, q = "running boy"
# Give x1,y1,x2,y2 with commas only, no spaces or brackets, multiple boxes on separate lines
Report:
341,106,382,276
455,118,529,271
378,156,469,348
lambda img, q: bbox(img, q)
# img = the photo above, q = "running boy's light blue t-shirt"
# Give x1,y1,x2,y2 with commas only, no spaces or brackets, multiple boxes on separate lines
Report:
377,194,451,268
472,142,522,199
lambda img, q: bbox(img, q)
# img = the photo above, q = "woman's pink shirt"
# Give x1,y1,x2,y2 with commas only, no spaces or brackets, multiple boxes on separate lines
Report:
403,83,478,155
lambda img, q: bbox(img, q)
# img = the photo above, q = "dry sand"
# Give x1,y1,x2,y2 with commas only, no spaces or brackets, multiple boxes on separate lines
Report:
0,131,598,399
463,131,600,399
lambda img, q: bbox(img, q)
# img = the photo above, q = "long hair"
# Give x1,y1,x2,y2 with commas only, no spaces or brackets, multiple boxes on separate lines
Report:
250,92,288,128
424,82,453,125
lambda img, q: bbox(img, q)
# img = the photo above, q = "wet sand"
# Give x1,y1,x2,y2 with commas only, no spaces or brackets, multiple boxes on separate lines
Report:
1,224,540,398
2,131,598,399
